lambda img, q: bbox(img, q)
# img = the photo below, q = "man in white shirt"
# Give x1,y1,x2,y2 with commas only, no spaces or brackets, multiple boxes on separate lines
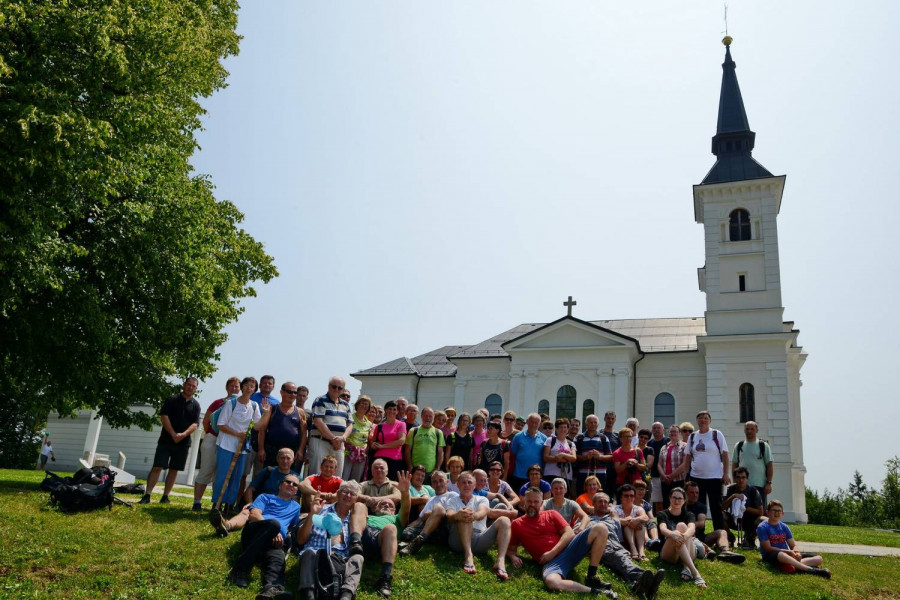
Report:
672,411,730,532
445,470,512,579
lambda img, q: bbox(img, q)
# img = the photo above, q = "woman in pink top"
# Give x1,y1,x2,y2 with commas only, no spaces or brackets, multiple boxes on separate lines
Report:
471,413,487,466
369,399,407,480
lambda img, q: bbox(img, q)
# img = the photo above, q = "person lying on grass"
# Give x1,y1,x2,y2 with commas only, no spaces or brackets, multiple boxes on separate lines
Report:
506,487,617,598
226,474,301,599
757,499,831,578
591,492,666,600
445,470,513,580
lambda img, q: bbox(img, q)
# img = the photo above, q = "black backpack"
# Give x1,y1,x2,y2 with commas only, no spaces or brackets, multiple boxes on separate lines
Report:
40,466,117,512
316,549,346,600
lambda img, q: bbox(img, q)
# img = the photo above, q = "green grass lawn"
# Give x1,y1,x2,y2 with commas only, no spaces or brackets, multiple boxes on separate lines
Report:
1,469,898,600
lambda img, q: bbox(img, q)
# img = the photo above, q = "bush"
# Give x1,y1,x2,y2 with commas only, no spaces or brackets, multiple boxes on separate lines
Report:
0,395,44,469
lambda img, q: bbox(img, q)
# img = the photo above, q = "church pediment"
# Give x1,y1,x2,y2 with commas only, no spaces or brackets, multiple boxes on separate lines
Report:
502,317,639,352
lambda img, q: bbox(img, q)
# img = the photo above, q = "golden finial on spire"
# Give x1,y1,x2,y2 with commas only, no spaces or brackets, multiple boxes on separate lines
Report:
723,35,733,46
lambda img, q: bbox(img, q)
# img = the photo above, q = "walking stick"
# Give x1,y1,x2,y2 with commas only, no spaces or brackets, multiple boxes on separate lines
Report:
214,420,254,513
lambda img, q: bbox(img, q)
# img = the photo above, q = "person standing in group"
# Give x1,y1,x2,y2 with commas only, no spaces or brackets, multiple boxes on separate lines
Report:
212,377,265,513
343,395,373,482
732,420,773,506
257,381,306,469
404,406,445,476
193,377,240,510
672,411,730,533
140,377,201,504
307,376,353,478
507,413,548,493
543,418,577,496
370,400,407,480
445,412,474,471
657,424,686,509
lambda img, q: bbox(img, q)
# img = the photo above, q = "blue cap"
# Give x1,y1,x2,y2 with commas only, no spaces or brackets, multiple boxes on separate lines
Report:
312,512,343,536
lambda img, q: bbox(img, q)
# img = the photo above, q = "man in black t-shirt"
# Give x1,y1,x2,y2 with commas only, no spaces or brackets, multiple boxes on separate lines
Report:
723,467,764,549
140,378,201,504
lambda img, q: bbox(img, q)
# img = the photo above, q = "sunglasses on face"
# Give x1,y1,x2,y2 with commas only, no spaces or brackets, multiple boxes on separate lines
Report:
329,384,344,390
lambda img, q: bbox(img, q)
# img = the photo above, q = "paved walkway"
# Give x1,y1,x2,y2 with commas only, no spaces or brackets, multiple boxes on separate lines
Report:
796,541,900,557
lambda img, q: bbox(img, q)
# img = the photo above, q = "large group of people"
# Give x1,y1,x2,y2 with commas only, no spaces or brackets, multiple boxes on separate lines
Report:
142,376,831,600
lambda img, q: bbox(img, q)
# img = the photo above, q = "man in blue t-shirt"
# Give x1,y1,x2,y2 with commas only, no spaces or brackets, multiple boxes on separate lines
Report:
507,413,548,493
757,499,830,578
226,474,302,598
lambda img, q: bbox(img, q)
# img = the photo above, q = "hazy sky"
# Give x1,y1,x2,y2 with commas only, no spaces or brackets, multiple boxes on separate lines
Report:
190,1,900,494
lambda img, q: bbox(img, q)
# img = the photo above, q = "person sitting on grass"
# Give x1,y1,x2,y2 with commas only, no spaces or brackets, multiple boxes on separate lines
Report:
298,455,344,505
757,499,831,578
681,480,746,564
576,475,603,516
656,487,707,589
357,459,401,510
226,474,301,600
407,464,434,521
485,461,520,510
445,470,513,579
722,466,764,550
518,464,551,500
614,484,649,561
446,455,465,493
358,470,414,598
399,469,457,556
632,480,660,551
295,480,368,600
544,478,591,532
591,492,666,600
211,448,300,537
506,487,617,598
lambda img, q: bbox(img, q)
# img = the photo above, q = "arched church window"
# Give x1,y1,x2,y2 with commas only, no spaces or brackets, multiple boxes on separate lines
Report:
538,399,550,416
729,209,751,241
556,385,576,421
582,399,595,429
485,394,503,417
654,392,676,426
739,384,755,422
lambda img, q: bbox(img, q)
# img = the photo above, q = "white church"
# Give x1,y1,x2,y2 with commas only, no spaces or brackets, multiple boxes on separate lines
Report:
353,38,809,522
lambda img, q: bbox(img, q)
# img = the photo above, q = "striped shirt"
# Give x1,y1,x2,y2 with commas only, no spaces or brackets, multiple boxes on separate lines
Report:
302,503,351,556
311,393,352,437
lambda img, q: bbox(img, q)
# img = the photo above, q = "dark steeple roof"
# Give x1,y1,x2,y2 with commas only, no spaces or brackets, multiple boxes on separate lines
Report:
701,38,773,185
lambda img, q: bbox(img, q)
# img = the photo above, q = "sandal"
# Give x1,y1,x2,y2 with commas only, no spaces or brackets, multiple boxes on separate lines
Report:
463,563,477,575
680,568,691,582
638,554,650,562
492,565,509,581
694,575,707,589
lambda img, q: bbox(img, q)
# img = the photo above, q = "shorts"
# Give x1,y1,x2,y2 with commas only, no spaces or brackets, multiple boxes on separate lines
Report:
691,538,706,559
40,454,49,466
761,550,783,565
152,438,190,470
543,526,592,579
194,433,218,485
447,520,500,555
362,525,387,556
649,478,662,503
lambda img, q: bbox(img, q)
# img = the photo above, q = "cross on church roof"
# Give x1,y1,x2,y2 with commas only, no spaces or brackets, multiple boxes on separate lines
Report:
563,295,577,317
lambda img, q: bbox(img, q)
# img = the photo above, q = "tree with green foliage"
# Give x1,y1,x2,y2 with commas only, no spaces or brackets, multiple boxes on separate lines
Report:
0,0,277,441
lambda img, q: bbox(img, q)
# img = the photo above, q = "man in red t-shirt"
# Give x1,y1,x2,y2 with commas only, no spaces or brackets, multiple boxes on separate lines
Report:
299,455,344,504
507,487,617,597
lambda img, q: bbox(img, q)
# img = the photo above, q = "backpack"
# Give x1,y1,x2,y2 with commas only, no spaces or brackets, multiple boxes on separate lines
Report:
735,439,768,461
210,396,239,435
689,430,723,456
315,548,346,600
40,466,116,512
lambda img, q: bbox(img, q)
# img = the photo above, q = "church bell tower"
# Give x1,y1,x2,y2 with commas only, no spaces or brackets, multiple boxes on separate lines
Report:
694,37,808,522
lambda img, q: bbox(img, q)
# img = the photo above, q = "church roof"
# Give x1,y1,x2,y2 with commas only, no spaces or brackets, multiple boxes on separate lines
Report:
700,39,774,185
352,317,707,378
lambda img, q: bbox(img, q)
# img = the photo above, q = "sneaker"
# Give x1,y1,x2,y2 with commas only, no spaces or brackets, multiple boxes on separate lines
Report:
209,509,229,537
374,575,392,598
590,589,617,599
585,575,612,590
740,539,756,551
809,568,832,579
647,570,666,600
631,570,654,598
403,535,426,556
226,568,249,588
191,502,202,512
159,495,171,504
138,494,151,504
645,538,663,553
256,585,293,600
716,551,746,564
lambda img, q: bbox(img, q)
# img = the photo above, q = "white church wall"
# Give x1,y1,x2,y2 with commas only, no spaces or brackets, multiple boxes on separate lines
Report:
355,375,418,406
635,353,707,427
413,377,455,411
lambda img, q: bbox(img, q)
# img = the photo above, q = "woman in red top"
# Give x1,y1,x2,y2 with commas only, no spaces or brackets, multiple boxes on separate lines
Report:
612,428,646,496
